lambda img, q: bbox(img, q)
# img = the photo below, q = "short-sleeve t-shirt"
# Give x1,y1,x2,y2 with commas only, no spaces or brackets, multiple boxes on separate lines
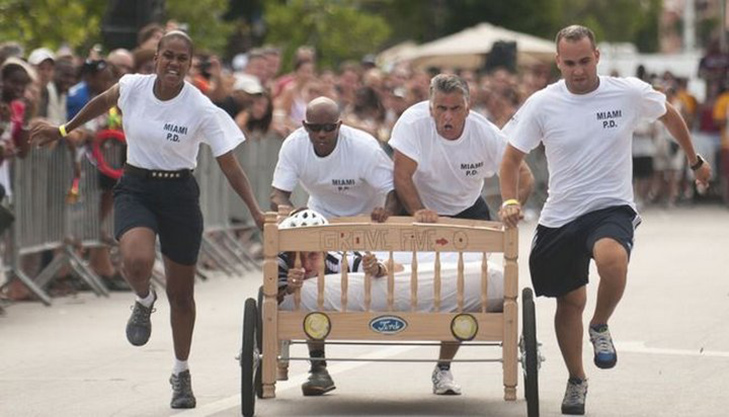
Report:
118,74,244,170
389,101,508,215
502,76,666,227
271,125,394,219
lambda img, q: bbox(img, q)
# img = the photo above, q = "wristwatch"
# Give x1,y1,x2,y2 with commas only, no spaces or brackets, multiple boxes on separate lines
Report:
690,154,705,171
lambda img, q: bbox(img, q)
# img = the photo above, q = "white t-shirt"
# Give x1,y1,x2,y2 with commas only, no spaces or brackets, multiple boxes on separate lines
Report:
272,125,394,219
503,76,666,227
118,74,244,170
389,101,508,215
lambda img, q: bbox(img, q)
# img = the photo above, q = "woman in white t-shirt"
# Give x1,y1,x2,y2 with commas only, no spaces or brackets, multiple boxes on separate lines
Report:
30,30,264,410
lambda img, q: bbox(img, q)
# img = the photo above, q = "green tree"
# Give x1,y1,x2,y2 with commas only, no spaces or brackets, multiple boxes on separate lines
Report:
167,0,235,54
0,0,105,52
264,0,391,71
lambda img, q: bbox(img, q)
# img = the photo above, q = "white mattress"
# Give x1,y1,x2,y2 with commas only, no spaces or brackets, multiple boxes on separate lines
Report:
280,260,504,313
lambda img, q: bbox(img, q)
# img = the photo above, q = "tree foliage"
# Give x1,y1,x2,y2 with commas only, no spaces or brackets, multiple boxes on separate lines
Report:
0,0,105,52
167,0,235,54
264,0,390,71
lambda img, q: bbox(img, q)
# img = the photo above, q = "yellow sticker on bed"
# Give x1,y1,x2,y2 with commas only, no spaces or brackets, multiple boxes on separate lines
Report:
451,313,479,341
303,312,331,340
369,315,408,335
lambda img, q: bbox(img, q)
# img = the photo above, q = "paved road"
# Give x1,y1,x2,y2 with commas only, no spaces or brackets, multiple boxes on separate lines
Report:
1,205,728,417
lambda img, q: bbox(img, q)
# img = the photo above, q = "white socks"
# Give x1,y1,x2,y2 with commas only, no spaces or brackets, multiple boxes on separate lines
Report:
136,289,155,308
173,359,189,375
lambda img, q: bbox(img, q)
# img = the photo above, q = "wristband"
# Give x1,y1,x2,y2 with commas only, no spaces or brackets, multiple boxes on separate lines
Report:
690,154,704,171
58,124,69,137
501,199,521,209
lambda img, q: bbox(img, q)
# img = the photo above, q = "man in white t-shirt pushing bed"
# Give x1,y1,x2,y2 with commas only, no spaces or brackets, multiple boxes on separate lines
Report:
270,97,401,396
389,73,534,395
499,25,712,415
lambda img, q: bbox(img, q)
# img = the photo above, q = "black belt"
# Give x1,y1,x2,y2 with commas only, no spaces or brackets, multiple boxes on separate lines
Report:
123,164,192,180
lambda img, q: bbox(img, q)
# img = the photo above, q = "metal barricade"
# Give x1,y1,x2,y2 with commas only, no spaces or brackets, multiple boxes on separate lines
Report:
6,144,108,305
195,146,259,275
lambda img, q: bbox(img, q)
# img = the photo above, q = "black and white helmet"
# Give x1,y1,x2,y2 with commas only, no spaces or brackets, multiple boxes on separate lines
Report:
279,209,329,229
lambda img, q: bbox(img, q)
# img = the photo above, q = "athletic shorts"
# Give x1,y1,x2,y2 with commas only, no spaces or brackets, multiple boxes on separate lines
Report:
113,173,203,266
451,196,491,221
632,156,653,179
529,205,640,298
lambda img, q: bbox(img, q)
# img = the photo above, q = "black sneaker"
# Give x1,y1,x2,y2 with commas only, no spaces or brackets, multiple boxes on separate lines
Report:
301,367,336,396
561,377,588,415
125,290,157,346
170,370,197,409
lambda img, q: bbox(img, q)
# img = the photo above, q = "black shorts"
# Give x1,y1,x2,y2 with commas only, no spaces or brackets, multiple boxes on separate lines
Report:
632,156,653,179
113,173,203,266
98,171,118,191
529,205,639,298
451,196,491,221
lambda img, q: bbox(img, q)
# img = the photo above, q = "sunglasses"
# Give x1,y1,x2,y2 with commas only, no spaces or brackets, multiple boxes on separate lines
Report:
303,121,339,133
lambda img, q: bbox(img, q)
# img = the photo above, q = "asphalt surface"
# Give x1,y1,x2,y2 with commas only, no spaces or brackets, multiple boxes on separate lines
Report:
1,205,728,417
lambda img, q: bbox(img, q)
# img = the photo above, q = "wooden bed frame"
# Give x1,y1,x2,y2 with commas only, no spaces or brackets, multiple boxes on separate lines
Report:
240,210,538,416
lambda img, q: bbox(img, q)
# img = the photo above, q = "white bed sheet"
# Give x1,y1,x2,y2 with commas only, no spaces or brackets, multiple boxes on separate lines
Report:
280,260,504,313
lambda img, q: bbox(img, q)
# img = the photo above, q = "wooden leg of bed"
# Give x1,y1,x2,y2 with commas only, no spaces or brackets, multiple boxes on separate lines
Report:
277,340,290,381
503,299,518,401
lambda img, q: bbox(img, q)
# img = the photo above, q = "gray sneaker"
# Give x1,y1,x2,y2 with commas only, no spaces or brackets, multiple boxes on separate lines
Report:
301,367,336,396
125,290,157,346
589,324,617,369
561,377,588,415
170,370,196,409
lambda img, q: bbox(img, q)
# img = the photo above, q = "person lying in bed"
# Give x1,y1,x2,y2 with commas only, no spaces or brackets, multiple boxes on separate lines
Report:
277,208,393,396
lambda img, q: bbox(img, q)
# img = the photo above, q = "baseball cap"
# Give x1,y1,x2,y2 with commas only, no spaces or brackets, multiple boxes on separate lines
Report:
233,74,264,94
1,57,38,82
28,47,55,66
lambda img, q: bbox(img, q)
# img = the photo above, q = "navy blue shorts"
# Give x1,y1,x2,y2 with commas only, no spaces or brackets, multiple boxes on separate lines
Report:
529,205,640,297
113,173,203,266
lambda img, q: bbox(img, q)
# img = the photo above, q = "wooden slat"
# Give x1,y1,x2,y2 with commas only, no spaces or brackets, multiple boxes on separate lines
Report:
387,252,394,311
481,252,488,313
278,311,505,341
317,252,325,310
261,212,280,398
410,251,418,311
434,251,441,312
457,252,464,312
341,251,348,312
293,252,301,310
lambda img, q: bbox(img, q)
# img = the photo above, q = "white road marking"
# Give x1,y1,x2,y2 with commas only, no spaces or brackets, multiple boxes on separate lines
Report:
616,341,729,358
177,344,418,417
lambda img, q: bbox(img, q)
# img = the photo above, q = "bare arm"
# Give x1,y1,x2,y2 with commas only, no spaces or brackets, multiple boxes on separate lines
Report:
270,187,294,212
30,84,120,147
516,160,534,206
371,189,402,222
659,102,712,187
499,144,528,228
217,151,265,229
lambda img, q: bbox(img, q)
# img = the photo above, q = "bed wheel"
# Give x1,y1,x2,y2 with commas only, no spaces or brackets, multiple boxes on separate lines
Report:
522,287,540,417
241,298,260,416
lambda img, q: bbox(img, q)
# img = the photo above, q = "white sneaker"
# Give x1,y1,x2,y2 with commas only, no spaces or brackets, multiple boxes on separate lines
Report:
431,366,462,395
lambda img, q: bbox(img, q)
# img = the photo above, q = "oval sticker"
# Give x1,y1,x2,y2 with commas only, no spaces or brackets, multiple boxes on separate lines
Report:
369,315,408,335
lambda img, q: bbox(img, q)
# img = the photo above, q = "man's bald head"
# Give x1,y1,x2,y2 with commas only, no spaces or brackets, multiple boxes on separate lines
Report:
305,96,340,122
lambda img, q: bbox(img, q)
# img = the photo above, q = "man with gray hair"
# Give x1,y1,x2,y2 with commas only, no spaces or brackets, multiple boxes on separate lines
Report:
500,25,711,415
389,73,533,395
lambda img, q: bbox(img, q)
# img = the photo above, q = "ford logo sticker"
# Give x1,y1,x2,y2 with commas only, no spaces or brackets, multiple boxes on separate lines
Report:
369,315,408,335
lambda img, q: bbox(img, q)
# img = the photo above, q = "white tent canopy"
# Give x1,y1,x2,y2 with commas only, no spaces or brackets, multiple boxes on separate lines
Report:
382,22,556,70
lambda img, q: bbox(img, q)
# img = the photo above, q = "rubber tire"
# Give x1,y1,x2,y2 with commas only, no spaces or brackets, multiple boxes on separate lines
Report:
241,298,257,417
523,287,540,417
255,287,264,398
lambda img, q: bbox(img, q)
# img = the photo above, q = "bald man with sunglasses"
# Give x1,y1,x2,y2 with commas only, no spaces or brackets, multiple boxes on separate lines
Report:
271,96,400,221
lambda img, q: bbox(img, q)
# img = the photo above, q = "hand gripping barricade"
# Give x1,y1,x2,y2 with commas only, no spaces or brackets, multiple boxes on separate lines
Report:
239,208,543,417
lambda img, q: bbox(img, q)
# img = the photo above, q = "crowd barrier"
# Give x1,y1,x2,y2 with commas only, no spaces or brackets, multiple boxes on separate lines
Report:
4,140,260,306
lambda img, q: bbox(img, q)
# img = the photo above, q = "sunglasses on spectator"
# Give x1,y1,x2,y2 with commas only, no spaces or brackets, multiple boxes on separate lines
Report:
82,59,108,75
303,121,339,133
